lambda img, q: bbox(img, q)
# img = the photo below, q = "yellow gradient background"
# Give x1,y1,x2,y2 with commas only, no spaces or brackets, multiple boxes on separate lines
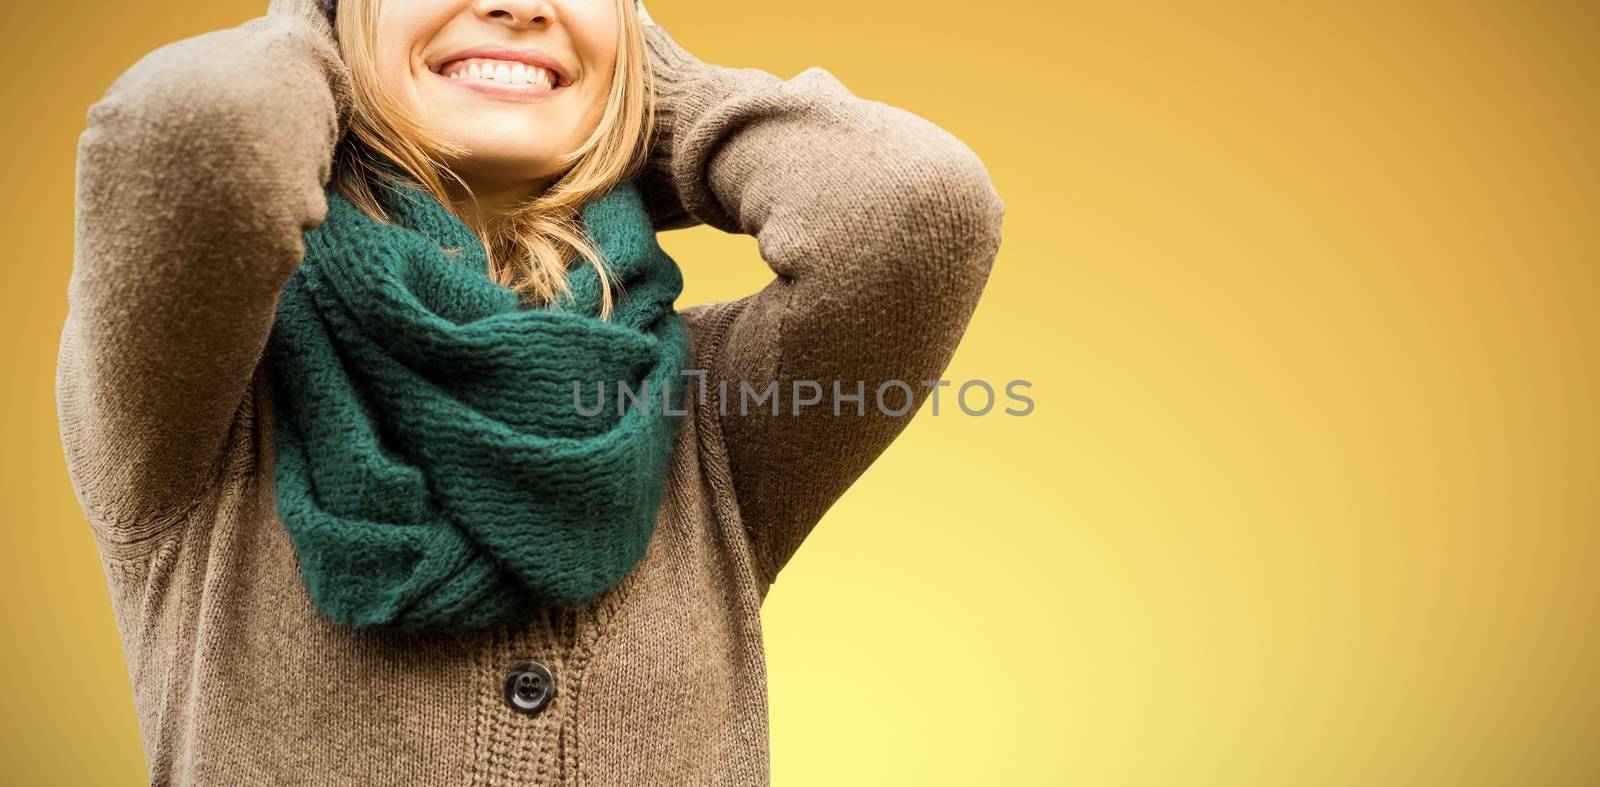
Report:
4,1,1597,784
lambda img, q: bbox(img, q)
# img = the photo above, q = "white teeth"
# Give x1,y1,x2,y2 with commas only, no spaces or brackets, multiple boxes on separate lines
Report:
444,59,556,87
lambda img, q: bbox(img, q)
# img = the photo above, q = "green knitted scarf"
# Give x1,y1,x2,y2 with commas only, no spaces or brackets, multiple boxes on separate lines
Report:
264,174,691,630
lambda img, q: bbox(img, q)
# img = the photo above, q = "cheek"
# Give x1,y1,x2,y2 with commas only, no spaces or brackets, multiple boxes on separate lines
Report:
568,7,622,132
374,2,456,106
565,0,621,85
375,44,414,99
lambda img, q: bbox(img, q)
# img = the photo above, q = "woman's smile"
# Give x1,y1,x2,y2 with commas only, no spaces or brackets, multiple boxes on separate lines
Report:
428,47,573,101
378,0,617,190
431,60,568,100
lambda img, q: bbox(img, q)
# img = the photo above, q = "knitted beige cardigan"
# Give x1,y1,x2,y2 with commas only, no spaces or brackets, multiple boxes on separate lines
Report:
55,1,1004,783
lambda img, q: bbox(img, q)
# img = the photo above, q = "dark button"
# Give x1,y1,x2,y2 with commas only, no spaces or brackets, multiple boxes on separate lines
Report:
504,660,556,714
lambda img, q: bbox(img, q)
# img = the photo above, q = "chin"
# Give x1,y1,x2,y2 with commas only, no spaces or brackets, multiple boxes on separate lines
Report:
445,146,565,185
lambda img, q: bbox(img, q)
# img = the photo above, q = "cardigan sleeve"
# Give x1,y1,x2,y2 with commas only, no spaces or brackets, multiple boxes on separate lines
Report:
635,24,1006,587
55,0,351,540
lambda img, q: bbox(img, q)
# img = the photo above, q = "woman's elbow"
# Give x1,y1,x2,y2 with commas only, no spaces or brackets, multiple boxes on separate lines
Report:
84,16,344,184
917,138,1006,270
866,123,1006,303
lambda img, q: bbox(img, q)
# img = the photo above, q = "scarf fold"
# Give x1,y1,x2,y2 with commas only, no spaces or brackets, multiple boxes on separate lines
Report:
264,174,691,630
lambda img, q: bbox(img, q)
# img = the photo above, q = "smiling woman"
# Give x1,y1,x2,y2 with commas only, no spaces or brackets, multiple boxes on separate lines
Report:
55,0,1004,783
330,0,653,312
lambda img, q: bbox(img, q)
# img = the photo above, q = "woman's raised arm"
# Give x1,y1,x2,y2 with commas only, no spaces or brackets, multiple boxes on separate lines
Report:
635,22,1007,589
56,0,351,543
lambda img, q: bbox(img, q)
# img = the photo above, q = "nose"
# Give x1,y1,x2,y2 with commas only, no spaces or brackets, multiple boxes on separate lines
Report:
474,0,555,27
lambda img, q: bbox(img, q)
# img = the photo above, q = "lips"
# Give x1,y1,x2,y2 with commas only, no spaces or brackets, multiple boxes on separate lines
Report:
429,46,572,87
440,58,558,89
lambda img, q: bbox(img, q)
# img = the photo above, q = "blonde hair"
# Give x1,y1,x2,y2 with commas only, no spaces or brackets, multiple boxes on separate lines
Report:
328,0,655,320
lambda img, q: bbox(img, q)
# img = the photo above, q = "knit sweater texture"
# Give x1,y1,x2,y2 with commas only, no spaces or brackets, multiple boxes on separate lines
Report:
55,0,1005,783
268,175,690,629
